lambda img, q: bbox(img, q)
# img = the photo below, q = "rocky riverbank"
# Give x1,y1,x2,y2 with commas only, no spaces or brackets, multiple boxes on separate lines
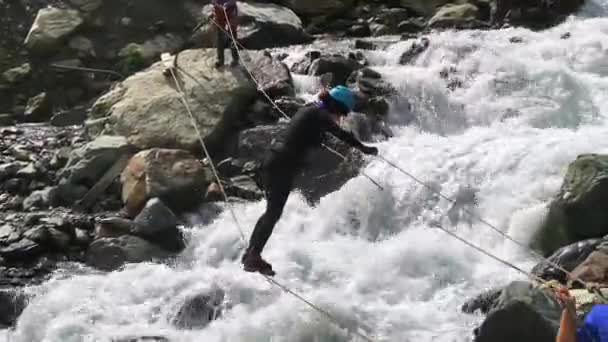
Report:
0,0,595,337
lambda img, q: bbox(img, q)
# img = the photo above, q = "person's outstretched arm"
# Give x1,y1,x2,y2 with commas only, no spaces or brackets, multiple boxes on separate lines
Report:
555,287,578,342
321,112,378,155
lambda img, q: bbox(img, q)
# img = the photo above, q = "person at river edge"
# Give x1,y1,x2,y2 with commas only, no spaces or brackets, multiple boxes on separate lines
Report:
209,0,239,68
241,86,379,276
555,286,608,342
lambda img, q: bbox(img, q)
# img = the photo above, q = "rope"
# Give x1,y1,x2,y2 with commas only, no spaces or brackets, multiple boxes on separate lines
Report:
49,63,125,78
213,11,383,191
375,155,605,298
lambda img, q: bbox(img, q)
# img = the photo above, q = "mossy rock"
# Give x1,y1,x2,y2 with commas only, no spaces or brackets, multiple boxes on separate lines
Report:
117,44,147,76
532,154,608,256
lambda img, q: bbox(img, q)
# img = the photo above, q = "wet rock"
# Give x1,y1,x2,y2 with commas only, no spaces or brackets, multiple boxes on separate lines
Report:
237,124,365,204
561,32,572,40
0,224,20,245
23,226,51,245
2,63,32,85
354,40,377,50
398,18,426,33
4,178,27,195
86,235,174,271
16,163,38,179
570,250,608,286
94,217,133,240
24,7,84,54
60,135,130,188
9,144,33,161
172,289,225,329
23,92,51,122
0,162,27,180
531,154,608,256
90,49,258,153
68,0,103,13
370,23,392,37
75,228,93,246
0,289,27,329
462,288,503,314
531,238,602,284
283,0,355,16
290,50,321,75
309,55,364,87
509,36,524,43
199,2,312,49
0,114,15,126
0,239,43,261
132,198,184,252
247,51,295,98
348,24,372,38
50,109,87,127
473,281,560,342
121,149,213,217
225,175,263,201
399,37,430,65
429,3,485,29
23,186,59,210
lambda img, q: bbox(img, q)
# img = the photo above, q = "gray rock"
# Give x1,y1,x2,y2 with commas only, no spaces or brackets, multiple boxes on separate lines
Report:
50,109,87,127
90,49,257,153
23,92,51,122
8,145,32,161
132,198,184,252
68,0,103,13
199,2,312,49
283,0,355,16
75,228,93,246
48,228,72,250
398,18,427,33
23,187,58,210
86,235,173,271
237,124,365,205
24,7,84,54
0,224,20,245
172,289,225,329
55,180,89,205
247,51,295,98
308,55,364,87
0,289,27,329
0,239,43,261
462,288,503,314
94,217,134,240
429,3,486,29
60,135,130,187
398,37,430,65
473,281,560,342
23,226,51,245
0,162,27,180
531,238,602,283
69,35,96,58
225,175,263,201
2,63,32,84
532,154,608,256
16,163,38,178
0,113,15,126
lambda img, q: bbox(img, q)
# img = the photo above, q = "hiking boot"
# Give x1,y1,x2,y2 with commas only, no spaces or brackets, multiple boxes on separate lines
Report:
230,59,239,67
215,61,224,69
242,250,275,276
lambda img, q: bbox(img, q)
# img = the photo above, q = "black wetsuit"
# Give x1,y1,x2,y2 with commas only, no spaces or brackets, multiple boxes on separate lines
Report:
247,105,366,255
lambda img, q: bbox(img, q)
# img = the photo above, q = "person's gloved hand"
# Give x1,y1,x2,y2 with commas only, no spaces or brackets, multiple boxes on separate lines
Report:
360,146,378,156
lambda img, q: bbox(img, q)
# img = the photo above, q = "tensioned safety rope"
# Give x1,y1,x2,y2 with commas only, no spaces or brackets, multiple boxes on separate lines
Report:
166,63,376,342
216,10,601,295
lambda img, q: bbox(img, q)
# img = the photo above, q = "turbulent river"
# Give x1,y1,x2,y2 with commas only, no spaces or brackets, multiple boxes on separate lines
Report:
3,1,608,341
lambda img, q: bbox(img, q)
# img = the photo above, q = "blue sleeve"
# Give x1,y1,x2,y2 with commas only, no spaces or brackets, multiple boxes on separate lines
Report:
577,326,597,342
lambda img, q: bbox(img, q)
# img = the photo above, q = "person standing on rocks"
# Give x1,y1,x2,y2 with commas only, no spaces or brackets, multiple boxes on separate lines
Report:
209,0,240,68
241,86,379,276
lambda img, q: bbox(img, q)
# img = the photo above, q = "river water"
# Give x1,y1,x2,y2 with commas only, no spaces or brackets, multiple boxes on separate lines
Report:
3,2,608,341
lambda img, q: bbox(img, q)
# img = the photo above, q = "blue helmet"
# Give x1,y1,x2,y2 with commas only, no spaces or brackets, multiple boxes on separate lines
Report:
329,86,356,113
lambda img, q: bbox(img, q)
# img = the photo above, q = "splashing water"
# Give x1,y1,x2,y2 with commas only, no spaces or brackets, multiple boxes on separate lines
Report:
4,8,608,342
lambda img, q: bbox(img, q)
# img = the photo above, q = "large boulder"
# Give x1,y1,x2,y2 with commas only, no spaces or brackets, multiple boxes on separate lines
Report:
24,6,84,54
473,281,561,342
532,238,603,284
532,154,608,256
86,235,174,271
398,0,451,16
199,2,312,49
308,55,364,87
281,0,356,16
121,149,214,217
246,51,295,99
237,123,365,204
90,49,258,154
570,249,608,286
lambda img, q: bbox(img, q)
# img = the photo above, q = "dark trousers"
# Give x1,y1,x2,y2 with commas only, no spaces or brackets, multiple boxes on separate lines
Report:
213,5,239,64
248,151,299,255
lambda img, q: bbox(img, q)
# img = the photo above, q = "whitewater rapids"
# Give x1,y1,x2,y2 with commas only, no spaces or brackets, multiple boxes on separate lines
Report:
3,2,608,341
